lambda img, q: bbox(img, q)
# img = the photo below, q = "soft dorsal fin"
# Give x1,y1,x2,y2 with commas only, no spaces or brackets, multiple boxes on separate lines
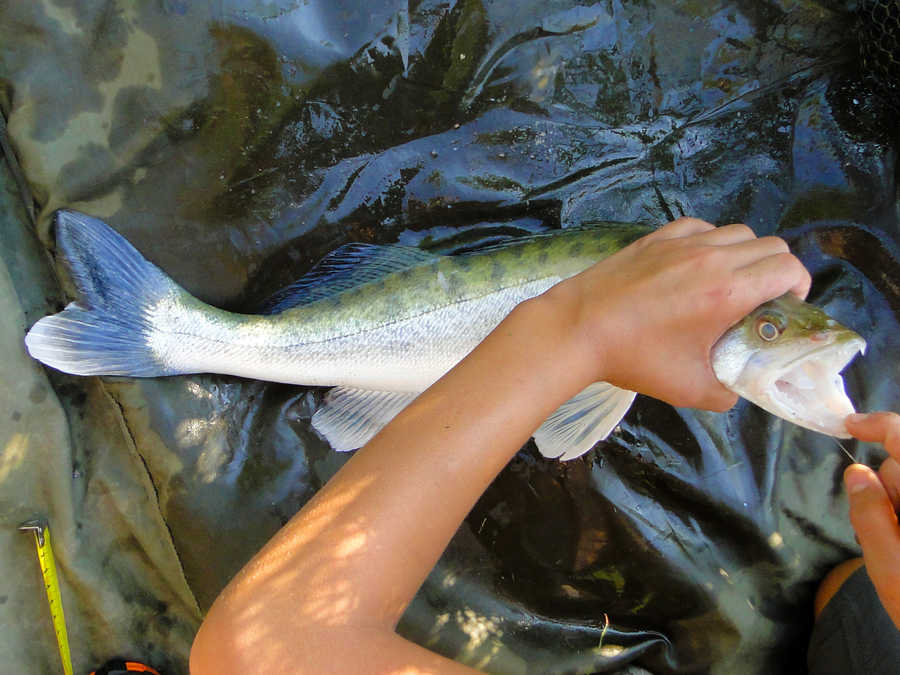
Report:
533,382,636,461
261,243,439,314
311,386,420,451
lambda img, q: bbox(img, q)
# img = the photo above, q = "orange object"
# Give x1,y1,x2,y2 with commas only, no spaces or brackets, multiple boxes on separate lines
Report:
88,659,161,675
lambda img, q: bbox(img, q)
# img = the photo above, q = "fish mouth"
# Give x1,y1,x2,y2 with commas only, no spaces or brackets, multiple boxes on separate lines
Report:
765,335,866,438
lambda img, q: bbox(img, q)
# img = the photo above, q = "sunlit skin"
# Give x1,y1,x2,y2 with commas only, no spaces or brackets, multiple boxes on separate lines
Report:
835,413,900,628
189,219,897,674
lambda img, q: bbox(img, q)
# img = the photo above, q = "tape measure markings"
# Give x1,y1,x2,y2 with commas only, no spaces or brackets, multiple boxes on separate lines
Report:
19,518,73,675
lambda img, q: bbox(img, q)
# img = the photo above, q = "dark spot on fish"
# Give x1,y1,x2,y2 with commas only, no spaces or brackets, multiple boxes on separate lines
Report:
455,256,471,271
29,384,47,405
447,273,464,295
491,259,505,281
569,241,584,257
400,268,414,281
508,246,524,259
0,595,6,605
537,251,549,265
11,411,21,421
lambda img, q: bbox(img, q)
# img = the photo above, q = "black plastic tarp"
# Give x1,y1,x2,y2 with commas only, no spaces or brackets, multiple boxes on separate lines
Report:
1,1,897,673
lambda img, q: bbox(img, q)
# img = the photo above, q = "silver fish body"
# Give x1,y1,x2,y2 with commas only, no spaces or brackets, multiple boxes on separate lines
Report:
25,211,866,459
116,219,639,392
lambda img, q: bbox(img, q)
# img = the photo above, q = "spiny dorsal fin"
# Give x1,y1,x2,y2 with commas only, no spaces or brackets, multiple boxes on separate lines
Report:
312,387,419,451
261,243,439,314
533,382,636,461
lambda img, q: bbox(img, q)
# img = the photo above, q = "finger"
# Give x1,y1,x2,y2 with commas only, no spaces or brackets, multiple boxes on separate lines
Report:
693,223,759,246
718,235,792,266
844,464,900,624
732,251,812,303
846,412,900,463
651,217,716,240
878,457,900,512
703,388,739,413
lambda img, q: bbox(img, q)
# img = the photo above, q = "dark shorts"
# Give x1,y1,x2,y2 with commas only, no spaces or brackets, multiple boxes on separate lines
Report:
807,566,900,675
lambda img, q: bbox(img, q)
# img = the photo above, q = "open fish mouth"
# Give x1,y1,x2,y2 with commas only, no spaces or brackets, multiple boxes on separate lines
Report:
765,336,867,438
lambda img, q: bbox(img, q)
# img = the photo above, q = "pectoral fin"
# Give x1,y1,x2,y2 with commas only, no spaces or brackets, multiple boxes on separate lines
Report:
312,387,419,451
533,382,636,461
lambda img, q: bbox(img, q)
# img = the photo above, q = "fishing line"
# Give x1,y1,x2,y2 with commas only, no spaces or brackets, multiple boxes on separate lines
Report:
832,438,859,464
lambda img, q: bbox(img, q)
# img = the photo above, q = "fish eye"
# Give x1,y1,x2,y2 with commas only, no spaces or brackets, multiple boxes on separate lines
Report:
756,318,780,341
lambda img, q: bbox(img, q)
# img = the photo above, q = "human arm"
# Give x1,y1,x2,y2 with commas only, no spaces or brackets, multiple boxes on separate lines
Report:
189,219,811,674
843,412,900,629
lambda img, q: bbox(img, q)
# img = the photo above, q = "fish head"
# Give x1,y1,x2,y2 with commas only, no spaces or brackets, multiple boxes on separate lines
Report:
711,293,866,438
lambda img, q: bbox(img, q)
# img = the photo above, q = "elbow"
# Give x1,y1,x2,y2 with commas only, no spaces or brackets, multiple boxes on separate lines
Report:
189,612,245,675
188,620,219,675
189,604,327,674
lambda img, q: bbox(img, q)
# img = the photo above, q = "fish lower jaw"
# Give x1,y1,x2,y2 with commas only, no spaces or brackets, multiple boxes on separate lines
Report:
753,337,865,438
764,376,853,438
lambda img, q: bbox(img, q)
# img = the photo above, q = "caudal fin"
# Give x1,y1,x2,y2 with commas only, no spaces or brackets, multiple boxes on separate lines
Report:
25,210,179,377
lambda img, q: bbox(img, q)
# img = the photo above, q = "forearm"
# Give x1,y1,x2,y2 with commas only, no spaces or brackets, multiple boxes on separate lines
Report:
191,219,813,673
192,294,597,673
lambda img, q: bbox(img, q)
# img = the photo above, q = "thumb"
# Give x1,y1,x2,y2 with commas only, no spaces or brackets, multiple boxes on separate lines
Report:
844,464,900,627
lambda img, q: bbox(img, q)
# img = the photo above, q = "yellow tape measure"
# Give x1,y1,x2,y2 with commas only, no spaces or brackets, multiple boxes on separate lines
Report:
19,518,73,675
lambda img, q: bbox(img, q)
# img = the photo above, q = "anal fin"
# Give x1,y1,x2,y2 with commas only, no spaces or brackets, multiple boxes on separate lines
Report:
312,387,419,451
533,382,636,461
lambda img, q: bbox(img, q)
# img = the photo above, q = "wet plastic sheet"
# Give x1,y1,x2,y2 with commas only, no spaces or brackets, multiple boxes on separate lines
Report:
1,1,898,673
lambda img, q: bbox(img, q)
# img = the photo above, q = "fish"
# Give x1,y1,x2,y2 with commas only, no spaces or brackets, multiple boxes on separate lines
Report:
24,210,866,460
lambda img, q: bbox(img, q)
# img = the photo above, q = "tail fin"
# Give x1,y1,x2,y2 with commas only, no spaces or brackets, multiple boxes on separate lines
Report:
25,210,179,377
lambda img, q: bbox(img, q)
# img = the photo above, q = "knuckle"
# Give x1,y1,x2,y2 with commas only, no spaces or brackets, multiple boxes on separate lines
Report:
773,252,811,285
772,251,798,267
669,216,715,231
758,235,789,253
726,223,755,238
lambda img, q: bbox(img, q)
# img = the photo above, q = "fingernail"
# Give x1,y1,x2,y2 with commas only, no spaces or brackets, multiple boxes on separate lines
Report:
844,468,870,495
846,413,868,425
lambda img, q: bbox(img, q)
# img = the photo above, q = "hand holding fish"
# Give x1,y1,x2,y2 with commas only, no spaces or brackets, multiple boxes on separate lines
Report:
843,412,900,629
541,217,812,412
